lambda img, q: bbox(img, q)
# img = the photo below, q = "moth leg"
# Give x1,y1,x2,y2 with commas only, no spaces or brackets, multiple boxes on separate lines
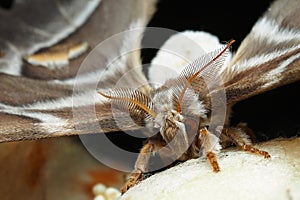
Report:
199,127,221,172
121,142,154,194
236,122,257,143
221,127,270,158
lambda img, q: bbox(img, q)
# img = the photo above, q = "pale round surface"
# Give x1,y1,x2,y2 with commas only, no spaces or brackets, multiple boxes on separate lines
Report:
121,137,300,200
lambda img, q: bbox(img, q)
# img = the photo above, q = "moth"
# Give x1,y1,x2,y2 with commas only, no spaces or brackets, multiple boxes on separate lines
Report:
99,39,271,193
0,0,300,197
98,0,300,194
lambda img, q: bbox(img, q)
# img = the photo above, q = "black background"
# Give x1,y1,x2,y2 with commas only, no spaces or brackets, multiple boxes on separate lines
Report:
141,0,300,141
0,0,13,10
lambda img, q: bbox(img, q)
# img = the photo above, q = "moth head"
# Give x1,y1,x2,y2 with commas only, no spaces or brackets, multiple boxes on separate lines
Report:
98,87,185,140
154,109,188,147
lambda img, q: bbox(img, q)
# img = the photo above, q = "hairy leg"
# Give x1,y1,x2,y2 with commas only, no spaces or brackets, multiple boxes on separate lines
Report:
121,142,154,194
121,138,168,194
236,122,257,143
198,127,222,172
221,127,270,158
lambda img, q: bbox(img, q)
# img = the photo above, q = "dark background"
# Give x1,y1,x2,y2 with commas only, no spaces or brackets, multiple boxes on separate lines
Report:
141,0,300,141
0,0,13,9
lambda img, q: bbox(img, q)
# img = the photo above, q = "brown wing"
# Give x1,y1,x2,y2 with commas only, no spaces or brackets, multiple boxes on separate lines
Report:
218,0,300,104
0,0,156,143
0,0,100,77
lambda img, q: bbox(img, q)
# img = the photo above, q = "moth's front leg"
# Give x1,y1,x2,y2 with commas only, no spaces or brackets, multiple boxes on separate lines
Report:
121,142,154,194
198,127,222,172
221,127,271,158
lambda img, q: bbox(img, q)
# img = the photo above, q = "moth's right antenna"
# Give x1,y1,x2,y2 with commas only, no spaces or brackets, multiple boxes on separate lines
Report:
176,39,235,113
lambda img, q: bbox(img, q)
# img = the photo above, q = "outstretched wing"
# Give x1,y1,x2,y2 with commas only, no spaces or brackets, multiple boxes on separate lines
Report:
0,0,101,76
0,0,156,142
219,0,300,104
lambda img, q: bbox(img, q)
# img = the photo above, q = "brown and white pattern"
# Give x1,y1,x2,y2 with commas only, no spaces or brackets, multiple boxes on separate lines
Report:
0,0,299,169
0,0,300,196
220,0,300,103
0,0,101,76
0,0,156,142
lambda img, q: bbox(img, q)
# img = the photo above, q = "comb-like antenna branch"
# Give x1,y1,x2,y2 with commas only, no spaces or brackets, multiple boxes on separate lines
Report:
98,90,157,118
176,39,235,112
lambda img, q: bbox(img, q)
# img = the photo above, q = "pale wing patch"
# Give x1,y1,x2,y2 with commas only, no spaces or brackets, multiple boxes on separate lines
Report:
23,90,106,110
260,51,300,89
252,17,300,45
229,43,300,76
0,103,69,134
0,0,101,76
24,42,88,69
0,89,106,134
0,39,23,75
217,10,300,103
227,16,300,76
